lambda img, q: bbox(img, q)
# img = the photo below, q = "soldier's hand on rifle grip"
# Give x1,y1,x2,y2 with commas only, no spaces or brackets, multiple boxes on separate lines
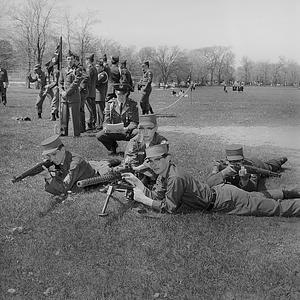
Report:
40,165,52,181
221,165,237,178
238,166,249,178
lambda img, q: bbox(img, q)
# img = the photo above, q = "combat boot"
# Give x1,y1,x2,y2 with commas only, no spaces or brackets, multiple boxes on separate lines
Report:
283,187,300,199
38,113,42,119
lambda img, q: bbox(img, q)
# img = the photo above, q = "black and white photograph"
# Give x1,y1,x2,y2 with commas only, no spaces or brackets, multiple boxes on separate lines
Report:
1,0,300,299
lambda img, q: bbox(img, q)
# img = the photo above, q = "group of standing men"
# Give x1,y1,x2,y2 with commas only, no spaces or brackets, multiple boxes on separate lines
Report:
28,51,154,139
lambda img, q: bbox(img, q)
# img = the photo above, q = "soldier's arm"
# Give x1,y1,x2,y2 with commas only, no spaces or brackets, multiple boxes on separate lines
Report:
103,102,112,125
206,162,225,187
58,70,65,93
125,102,139,131
65,72,82,96
124,139,140,167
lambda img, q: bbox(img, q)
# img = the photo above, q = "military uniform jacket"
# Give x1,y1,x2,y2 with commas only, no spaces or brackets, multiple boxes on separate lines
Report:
28,71,47,88
206,157,271,192
124,132,168,167
47,70,60,89
59,66,81,103
86,64,97,98
144,163,215,213
96,70,108,92
107,64,121,94
120,67,133,91
139,69,153,91
79,68,89,96
104,97,139,132
0,68,8,85
45,150,96,195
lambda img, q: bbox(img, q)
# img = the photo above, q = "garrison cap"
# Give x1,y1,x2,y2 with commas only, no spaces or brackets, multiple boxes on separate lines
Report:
138,114,157,128
114,83,131,92
142,61,149,67
41,135,63,156
34,64,41,70
120,59,127,66
145,144,169,159
111,56,119,64
86,53,95,62
66,50,75,58
225,144,244,161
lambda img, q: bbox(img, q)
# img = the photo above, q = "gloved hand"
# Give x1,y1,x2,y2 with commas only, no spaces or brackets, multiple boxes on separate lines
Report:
221,165,237,178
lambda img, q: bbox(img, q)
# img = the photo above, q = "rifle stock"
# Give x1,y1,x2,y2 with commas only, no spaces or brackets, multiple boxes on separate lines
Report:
12,160,54,183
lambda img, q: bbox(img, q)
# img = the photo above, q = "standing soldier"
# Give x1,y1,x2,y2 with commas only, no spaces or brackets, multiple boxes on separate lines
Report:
138,61,154,114
95,60,108,130
58,50,82,137
106,56,121,102
119,59,134,97
28,64,52,119
75,55,89,133
85,54,97,131
0,66,9,106
46,64,60,121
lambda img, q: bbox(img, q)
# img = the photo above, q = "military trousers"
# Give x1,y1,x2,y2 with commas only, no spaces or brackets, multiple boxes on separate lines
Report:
86,97,96,129
212,184,300,217
60,101,81,137
36,88,53,114
50,86,59,114
140,87,153,114
80,92,88,133
96,130,138,152
0,84,7,105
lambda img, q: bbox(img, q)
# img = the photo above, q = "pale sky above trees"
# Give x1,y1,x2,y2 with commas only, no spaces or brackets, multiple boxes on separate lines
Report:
59,0,300,65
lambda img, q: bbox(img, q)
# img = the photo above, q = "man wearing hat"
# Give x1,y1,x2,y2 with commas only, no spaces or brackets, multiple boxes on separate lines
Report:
0,65,9,106
85,54,98,131
122,144,300,217
119,60,133,97
40,135,97,196
58,50,82,137
28,64,52,119
124,114,168,187
138,61,154,114
96,83,139,155
207,144,289,196
95,60,108,130
105,56,121,102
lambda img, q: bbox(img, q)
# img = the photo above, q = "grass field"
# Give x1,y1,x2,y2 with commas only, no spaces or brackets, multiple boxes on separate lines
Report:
1,85,300,299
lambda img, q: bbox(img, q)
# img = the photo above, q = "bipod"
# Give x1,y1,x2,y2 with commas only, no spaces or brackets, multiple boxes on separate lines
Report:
98,183,134,217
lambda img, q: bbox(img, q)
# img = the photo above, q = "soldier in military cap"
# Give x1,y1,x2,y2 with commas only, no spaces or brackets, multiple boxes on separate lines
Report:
122,144,300,217
138,61,154,114
95,59,108,130
106,56,121,102
206,145,293,199
39,135,97,196
124,114,168,187
28,64,52,119
96,83,139,155
0,66,9,106
58,50,82,137
119,59,133,97
85,53,97,131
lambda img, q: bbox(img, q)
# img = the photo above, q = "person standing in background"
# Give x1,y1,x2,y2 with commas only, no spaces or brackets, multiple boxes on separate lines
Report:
0,66,9,106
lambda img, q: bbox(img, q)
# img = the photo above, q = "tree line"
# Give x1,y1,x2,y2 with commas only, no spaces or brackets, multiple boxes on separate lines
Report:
0,0,299,86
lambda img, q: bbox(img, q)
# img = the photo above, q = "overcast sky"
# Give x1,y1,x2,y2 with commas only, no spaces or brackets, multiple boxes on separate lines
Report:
7,0,300,66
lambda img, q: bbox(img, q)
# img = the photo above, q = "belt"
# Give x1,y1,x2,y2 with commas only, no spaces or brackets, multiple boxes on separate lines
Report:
206,188,216,211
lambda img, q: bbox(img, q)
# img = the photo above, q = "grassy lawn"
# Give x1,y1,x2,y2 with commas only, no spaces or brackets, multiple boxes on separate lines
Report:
1,85,300,299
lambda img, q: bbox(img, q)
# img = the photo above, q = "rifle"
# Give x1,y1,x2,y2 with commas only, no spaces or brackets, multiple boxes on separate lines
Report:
12,160,54,183
217,160,281,177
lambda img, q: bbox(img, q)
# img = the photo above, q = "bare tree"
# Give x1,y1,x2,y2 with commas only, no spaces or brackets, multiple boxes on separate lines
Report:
238,56,254,84
153,46,184,85
11,0,55,70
